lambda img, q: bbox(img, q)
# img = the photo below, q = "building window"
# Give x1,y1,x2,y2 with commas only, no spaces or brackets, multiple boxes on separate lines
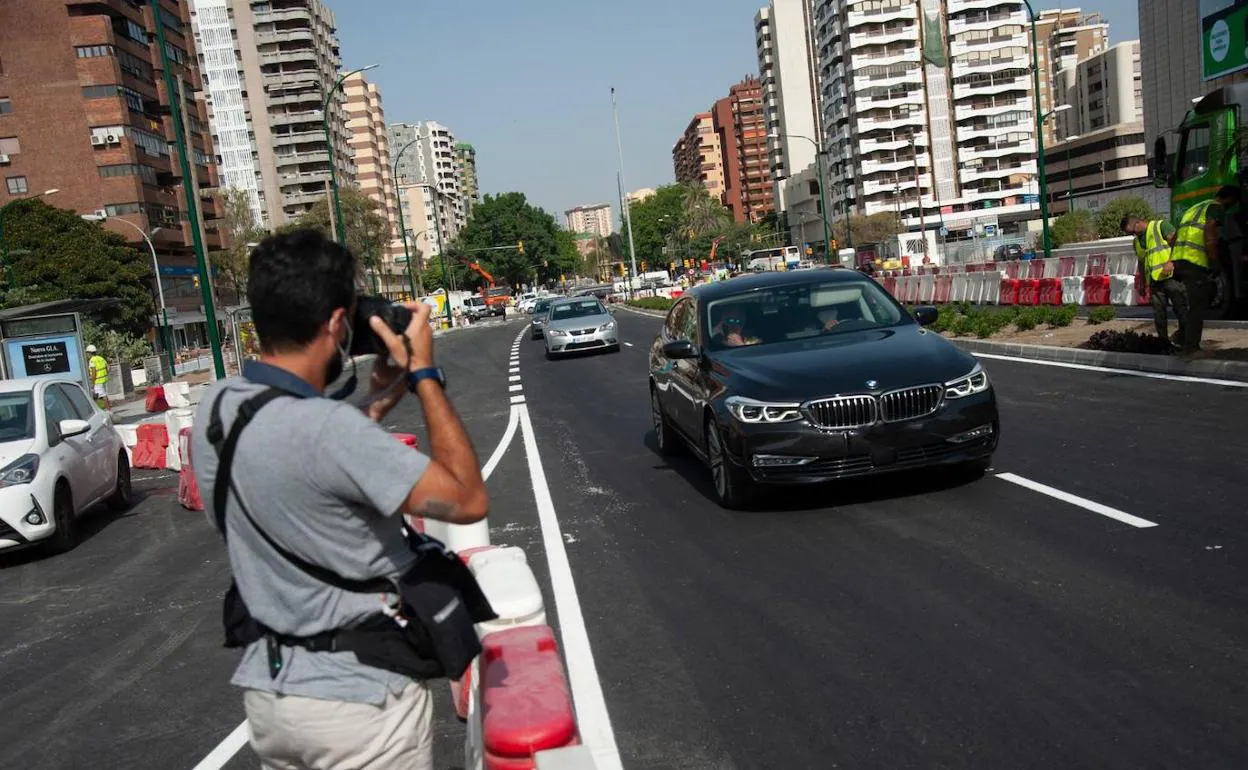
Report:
82,84,120,100
0,136,20,155
0,99,10,115
114,18,149,45
104,202,143,216
120,86,146,112
75,44,114,58
6,176,28,194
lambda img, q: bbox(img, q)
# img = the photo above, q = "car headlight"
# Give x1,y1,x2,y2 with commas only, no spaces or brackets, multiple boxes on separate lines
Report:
598,320,617,332
944,364,990,399
547,328,567,337
725,396,804,424
0,453,39,488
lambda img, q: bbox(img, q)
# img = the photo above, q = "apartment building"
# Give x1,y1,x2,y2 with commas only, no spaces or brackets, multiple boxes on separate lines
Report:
1034,9,1109,144
628,187,657,204
672,112,725,195
1056,41,1141,138
755,0,822,208
387,121,466,251
713,76,774,223
806,0,1042,243
0,0,225,345
344,72,408,297
565,204,612,238
191,0,351,229
454,142,480,217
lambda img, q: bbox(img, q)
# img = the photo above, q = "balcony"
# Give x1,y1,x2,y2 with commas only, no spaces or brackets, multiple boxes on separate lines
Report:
270,109,323,127
952,74,1029,99
846,3,915,27
255,6,313,24
960,160,1036,184
951,51,1029,79
260,48,317,67
953,98,1028,120
275,150,330,167
860,156,923,176
947,9,1027,36
256,28,315,45
960,139,1036,161
283,189,328,206
853,46,921,69
859,135,912,153
956,120,1027,142
950,31,1028,57
852,67,923,92
849,27,917,50
861,177,921,196
857,111,926,132
948,0,1018,12
272,130,323,147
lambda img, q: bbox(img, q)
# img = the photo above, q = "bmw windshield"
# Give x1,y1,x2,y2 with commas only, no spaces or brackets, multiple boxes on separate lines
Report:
705,278,909,352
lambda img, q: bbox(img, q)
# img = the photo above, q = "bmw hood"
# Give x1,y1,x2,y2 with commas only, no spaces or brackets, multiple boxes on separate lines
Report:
717,325,978,401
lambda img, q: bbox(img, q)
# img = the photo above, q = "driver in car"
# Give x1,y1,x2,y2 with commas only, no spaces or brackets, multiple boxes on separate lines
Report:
817,307,840,331
711,304,760,347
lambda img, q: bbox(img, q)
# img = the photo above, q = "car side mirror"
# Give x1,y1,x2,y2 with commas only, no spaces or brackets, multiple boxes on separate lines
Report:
58,418,90,440
662,339,698,359
913,305,939,327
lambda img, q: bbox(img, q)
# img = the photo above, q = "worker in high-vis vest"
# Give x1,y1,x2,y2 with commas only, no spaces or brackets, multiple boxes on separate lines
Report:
1121,215,1178,343
1170,185,1236,353
86,344,109,404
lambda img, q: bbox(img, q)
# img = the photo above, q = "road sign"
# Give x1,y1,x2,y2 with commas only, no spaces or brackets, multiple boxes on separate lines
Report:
1201,0,1248,81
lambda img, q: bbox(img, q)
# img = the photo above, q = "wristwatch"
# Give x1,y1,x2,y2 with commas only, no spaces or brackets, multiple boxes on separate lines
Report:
406,366,447,393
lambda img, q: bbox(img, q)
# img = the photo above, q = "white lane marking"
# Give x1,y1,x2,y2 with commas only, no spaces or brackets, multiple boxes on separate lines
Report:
623,342,634,347
509,367,520,374
517,406,623,770
190,722,250,770
509,375,521,382
192,392,525,770
996,472,1159,529
973,352,1248,389
509,384,523,392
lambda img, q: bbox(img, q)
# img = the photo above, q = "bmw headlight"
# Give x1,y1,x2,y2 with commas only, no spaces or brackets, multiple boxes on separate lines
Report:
0,453,39,488
945,364,990,399
725,396,804,424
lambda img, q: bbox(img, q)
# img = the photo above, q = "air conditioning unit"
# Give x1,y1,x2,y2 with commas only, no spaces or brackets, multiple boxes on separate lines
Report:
91,135,106,146
0,154,10,165
105,134,120,145
93,209,107,219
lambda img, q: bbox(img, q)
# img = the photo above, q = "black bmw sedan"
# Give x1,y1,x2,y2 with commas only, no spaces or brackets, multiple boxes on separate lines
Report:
648,269,998,508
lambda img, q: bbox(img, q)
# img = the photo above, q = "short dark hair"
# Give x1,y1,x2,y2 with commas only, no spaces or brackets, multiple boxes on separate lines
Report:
247,228,357,352
1216,184,1241,201
1119,215,1143,232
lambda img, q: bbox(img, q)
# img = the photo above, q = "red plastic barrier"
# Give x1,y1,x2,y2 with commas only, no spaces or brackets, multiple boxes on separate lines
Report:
1083,274,1111,305
998,262,1022,305
1135,267,1151,306
1017,260,1045,305
132,423,169,469
934,274,953,303
883,276,897,295
481,626,579,770
145,385,169,414
177,427,203,510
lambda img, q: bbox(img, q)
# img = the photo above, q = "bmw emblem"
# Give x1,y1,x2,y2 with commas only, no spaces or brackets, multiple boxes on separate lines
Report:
865,379,878,389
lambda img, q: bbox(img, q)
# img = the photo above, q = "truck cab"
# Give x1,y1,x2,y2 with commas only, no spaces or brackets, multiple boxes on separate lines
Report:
1153,84,1248,318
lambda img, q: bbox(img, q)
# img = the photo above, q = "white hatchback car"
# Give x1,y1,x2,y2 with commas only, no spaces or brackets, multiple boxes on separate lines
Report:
0,377,133,553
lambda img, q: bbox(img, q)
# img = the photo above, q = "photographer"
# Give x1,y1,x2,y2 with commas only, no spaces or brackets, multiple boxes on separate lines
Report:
192,229,488,769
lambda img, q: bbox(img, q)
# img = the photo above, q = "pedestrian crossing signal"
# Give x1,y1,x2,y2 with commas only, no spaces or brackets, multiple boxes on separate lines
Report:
517,241,524,254
640,261,647,272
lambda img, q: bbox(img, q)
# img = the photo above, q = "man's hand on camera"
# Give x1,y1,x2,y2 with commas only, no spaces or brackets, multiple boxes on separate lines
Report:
366,303,435,421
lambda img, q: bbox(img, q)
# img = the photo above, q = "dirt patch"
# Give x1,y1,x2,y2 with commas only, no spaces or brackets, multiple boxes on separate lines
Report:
944,319,1248,361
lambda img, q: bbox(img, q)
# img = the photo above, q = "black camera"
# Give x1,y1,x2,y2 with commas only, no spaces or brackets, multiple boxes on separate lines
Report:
351,295,413,357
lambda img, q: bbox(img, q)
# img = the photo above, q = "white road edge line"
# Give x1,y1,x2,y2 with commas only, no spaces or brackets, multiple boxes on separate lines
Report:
973,352,1248,388
996,472,1159,529
191,399,526,770
517,405,623,770
623,342,634,347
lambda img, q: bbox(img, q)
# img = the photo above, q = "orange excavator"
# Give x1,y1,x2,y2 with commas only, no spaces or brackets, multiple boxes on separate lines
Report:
459,259,511,319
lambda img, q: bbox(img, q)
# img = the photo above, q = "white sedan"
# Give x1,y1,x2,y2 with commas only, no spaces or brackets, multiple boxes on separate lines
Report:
0,377,133,554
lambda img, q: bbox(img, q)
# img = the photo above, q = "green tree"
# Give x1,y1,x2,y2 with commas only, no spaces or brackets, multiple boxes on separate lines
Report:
680,184,732,239
1095,196,1156,239
2,200,154,336
280,186,391,287
210,186,266,302
1050,209,1099,248
452,192,565,287
832,212,901,247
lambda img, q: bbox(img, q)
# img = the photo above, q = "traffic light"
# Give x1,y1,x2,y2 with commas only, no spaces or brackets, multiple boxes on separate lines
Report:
830,238,839,251
517,241,524,254
192,275,200,289
617,263,625,276
640,261,647,272
669,261,676,272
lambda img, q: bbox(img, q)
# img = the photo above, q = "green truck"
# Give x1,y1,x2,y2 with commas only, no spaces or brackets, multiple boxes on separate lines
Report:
1152,85,1248,319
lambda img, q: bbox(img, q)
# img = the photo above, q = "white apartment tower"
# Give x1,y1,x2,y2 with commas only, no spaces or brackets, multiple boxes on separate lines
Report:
810,0,1039,238
755,0,822,209
190,0,353,229
388,121,467,255
565,204,613,238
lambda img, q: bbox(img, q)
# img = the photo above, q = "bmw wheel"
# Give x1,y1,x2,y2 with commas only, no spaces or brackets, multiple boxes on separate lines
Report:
705,418,753,509
651,386,683,457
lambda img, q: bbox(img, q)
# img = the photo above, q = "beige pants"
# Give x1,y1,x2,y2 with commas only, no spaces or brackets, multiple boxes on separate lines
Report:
244,681,433,770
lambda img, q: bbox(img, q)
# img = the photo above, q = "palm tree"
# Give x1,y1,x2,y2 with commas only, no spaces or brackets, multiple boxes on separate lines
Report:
679,183,732,240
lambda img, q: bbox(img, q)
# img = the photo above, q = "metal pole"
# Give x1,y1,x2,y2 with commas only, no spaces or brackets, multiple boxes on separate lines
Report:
426,184,453,329
149,0,224,379
1025,0,1053,259
814,143,831,262
321,65,379,249
394,139,419,299
111,216,176,374
611,88,639,295
1067,145,1074,212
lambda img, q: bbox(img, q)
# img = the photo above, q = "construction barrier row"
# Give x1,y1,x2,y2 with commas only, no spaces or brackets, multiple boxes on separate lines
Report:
877,253,1152,308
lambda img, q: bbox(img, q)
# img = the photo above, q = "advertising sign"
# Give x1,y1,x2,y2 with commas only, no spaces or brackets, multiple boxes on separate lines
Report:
4,333,85,383
1202,0,1248,80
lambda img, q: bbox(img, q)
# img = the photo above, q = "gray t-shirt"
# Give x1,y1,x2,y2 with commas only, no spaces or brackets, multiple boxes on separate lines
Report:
191,368,429,705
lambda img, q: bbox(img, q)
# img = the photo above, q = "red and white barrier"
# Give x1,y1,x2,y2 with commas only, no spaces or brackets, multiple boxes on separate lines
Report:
164,408,194,471
132,423,169,469
178,427,203,511
145,385,169,414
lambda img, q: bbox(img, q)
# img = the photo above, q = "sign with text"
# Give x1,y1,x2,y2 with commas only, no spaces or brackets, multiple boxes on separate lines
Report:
3,333,85,384
1202,0,1248,80
20,341,70,375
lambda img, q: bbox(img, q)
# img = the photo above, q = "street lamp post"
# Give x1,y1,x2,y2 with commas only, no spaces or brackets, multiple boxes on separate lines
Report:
393,139,420,300
321,64,379,248
0,188,59,288
1024,0,1057,259
1064,134,1082,213
417,183,454,329
772,132,832,261
149,0,224,378
611,88,640,296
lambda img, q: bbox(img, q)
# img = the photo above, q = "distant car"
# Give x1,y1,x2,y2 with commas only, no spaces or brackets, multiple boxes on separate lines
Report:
0,377,133,553
543,296,620,358
648,270,998,508
530,297,555,339
517,293,540,313
993,244,1025,261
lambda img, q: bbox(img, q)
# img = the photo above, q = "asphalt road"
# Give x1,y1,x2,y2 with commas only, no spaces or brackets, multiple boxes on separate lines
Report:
3,310,1246,769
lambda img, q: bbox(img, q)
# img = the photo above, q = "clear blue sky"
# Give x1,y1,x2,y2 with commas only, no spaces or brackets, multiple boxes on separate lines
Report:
335,1,1139,224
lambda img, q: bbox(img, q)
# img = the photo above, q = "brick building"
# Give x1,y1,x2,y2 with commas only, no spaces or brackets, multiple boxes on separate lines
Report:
671,111,725,197
0,0,224,348
713,76,773,223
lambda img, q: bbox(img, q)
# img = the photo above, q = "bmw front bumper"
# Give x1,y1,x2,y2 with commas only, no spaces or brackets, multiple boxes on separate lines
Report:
718,389,999,484
545,325,619,354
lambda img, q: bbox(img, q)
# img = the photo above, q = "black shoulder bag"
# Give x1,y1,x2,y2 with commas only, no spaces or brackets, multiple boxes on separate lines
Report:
207,386,496,681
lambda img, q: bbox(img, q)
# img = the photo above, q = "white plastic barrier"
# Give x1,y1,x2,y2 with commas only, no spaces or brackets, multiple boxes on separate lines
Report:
981,270,1003,304
469,546,547,635
1109,274,1137,306
163,408,194,471
536,747,599,769
1061,276,1086,305
164,381,191,408
918,273,935,303
950,273,969,303
115,423,138,465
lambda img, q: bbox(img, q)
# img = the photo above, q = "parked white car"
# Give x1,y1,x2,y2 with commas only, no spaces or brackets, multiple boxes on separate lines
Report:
0,377,133,554
517,293,539,313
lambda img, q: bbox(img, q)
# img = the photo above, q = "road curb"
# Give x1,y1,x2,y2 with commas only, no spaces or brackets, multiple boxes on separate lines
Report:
616,304,667,319
951,338,1248,383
